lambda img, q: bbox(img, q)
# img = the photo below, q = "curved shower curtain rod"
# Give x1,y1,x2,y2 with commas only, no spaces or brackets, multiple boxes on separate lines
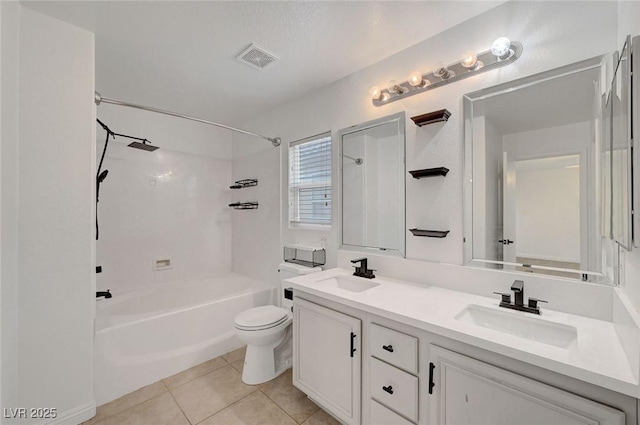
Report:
94,92,281,147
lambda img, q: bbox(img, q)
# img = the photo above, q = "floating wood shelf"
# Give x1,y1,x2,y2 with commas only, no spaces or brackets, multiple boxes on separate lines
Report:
409,229,450,238
228,202,258,210
409,167,449,179
230,179,258,189
410,109,451,127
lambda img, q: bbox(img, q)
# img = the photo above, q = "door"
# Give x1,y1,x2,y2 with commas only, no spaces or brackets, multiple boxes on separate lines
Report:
429,346,624,425
293,297,362,425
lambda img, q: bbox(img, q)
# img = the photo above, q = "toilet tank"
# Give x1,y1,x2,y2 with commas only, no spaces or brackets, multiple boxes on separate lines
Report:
279,262,322,311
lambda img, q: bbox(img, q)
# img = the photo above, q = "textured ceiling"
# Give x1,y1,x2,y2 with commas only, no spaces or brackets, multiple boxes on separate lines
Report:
24,1,505,127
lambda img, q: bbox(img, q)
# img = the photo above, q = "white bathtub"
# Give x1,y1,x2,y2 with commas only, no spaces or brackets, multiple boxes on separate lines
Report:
94,273,277,405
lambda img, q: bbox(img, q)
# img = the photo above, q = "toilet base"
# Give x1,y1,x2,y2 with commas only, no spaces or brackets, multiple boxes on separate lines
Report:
241,327,292,385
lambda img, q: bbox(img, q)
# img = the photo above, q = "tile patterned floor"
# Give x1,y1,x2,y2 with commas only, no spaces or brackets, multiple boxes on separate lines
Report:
83,346,341,425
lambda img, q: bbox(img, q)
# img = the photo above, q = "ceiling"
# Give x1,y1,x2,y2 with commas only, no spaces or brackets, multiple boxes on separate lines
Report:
24,1,505,127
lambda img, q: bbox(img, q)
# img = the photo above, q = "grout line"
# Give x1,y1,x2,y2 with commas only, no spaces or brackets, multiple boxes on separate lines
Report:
167,388,193,425
258,381,319,424
165,357,229,391
192,387,260,425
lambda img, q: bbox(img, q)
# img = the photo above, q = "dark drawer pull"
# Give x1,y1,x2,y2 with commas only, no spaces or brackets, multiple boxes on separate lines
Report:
428,362,436,395
382,385,394,395
382,344,394,353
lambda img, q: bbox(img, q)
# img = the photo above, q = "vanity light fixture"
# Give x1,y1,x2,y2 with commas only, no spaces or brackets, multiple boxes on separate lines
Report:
387,80,408,95
370,37,522,106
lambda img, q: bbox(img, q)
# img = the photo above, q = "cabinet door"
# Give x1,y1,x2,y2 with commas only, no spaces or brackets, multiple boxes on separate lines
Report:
293,297,361,425
429,346,624,425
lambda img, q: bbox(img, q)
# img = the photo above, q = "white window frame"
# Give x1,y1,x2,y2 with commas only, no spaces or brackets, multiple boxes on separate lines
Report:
288,132,332,229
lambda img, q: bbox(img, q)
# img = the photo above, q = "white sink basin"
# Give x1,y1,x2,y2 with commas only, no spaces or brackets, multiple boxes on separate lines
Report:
317,275,380,293
455,304,577,348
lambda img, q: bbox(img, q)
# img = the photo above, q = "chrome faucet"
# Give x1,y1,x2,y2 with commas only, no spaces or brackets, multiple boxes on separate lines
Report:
350,257,375,279
493,280,547,315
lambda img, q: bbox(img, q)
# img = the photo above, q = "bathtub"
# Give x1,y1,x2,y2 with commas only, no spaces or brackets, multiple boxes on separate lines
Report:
94,273,277,405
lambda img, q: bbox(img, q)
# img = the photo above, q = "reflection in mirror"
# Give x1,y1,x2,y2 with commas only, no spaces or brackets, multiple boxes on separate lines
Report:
611,37,632,250
340,112,405,257
464,54,614,282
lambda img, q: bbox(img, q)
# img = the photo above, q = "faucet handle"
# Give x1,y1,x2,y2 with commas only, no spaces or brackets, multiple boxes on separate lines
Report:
528,297,548,309
493,292,511,304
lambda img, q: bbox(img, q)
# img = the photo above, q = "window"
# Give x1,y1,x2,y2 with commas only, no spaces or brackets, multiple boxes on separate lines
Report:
289,133,332,226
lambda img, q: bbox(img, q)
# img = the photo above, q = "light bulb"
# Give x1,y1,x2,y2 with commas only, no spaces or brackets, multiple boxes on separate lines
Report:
369,86,382,100
491,37,511,59
433,61,454,80
461,51,478,69
387,80,408,95
408,71,424,87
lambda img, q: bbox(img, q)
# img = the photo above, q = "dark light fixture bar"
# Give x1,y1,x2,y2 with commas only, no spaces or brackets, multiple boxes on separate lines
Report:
371,39,522,107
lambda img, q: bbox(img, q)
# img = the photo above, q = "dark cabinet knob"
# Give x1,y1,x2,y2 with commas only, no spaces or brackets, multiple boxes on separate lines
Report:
382,344,394,353
498,239,514,245
382,385,394,395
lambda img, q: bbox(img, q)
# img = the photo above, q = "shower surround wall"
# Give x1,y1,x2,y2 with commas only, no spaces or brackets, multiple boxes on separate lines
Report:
96,105,233,292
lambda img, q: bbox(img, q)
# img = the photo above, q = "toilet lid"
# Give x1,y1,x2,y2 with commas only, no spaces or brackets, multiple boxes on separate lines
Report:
234,305,288,329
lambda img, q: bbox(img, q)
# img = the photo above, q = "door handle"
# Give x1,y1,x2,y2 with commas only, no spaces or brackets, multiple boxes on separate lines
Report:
428,362,436,395
382,344,394,353
382,385,394,395
350,332,356,358
498,239,514,245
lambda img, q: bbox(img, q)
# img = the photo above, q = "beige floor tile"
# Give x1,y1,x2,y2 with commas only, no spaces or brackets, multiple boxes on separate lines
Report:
198,391,297,425
222,346,246,363
170,364,257,424
96,380,167,418
163,356,227,390
93,392,188,425
260,369,319,423
81,409,111,425
229,358,244,374
300,408,341,425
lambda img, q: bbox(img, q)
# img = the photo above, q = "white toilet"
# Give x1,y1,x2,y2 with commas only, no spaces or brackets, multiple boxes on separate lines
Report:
234,262,321,385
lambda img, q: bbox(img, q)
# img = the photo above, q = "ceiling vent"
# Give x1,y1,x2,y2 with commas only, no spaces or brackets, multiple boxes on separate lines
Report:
236,43,279,70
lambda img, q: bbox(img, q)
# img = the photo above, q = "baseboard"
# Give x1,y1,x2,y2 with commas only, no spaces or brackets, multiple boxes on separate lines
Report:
37,401,96,425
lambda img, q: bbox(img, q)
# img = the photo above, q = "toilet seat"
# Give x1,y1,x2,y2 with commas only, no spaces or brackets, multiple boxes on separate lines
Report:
234,305,289,331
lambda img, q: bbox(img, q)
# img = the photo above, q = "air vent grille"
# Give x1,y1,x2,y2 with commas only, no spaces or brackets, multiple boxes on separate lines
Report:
237,43,279,70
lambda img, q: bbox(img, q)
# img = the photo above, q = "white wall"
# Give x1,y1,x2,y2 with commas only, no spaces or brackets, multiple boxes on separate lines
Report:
95,105,233,292
0,5,96,424
232,1,618,317
231,142,281,287
0,0,20,415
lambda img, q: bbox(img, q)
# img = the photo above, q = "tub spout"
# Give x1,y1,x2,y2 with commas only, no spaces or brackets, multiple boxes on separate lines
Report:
97,290,112,299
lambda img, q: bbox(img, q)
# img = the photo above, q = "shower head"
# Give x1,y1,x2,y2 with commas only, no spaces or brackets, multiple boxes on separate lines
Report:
97,169,109,183
128,141,159,152
343,154,363,165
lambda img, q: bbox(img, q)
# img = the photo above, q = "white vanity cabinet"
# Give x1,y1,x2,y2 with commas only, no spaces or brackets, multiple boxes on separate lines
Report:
293,296,362,425
429,345,625,425
367,323,421,424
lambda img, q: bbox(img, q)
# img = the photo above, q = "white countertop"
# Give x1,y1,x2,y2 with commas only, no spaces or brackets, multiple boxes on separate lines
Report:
287,268,640,398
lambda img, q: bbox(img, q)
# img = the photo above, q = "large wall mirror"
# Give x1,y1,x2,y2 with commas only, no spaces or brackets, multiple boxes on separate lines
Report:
464,54,617,283
340,112,406,257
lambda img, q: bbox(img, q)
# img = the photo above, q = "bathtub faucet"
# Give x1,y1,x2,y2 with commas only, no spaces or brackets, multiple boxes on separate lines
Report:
96,290,112,299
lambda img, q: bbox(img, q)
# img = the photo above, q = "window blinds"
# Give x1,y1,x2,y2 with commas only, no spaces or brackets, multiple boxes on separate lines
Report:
289,133,332,225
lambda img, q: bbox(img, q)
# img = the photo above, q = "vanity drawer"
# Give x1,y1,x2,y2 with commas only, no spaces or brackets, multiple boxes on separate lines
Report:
370,399,414,425
370,357,418,422
370,323,418,374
